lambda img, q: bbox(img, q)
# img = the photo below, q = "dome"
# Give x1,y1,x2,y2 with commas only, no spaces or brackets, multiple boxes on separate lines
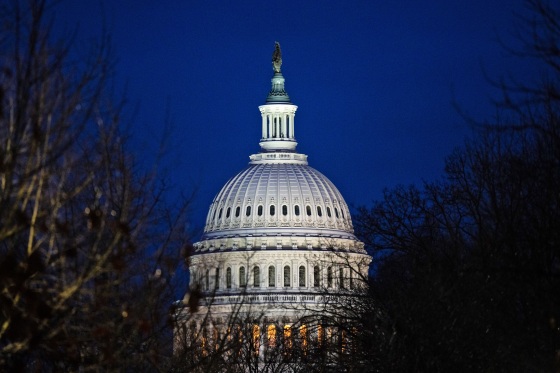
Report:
203,163,354,235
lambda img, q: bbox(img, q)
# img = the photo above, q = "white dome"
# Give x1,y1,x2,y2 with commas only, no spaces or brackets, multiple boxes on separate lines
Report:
203,163,354,236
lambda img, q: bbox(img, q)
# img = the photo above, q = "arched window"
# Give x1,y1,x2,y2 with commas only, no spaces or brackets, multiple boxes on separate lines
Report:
246,206,251,216
299,266,306,287
218,208,223,219
341,209,345,219
226,267,232,289
267,324,277,348
268,266,276,287
327,266,333,288
226,207,231,218
317,206,323,217
306,205,312,216
215,267,220,289
339,267,345,289
326,206,332,217
334,208,339,218
270,205,275,216
235,206,240,217
253,325,261,352
294,205,300,216
253,266,260,287
349,269,354,289
239,266,246,287
282,205,288,216
258,205,263,216
284,266,291,287
313,266,320,288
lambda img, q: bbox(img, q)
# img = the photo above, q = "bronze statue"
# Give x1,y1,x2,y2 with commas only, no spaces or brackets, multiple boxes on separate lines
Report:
272,42,282,73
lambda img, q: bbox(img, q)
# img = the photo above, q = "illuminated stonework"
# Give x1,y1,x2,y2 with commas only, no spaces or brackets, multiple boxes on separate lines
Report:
174,44,371,362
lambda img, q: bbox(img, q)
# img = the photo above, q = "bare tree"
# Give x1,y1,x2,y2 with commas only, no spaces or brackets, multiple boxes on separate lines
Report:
0,1,190,370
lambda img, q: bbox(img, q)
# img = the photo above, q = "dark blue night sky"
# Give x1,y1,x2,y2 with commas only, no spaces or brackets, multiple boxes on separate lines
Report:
57,0,538,237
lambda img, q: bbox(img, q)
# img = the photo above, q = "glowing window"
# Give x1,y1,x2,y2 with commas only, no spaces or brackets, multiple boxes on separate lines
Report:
267,324,277,347
252,325,260,354
300,324,308,354
284,325,292,351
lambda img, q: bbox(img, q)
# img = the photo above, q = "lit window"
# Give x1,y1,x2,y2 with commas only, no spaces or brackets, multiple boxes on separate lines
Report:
253,325,260,354
300,324,308,354
270,205,275,216
284,325,292,351
284,266,291,287
294,205,300,216
268,266,276,287
267,324,277,348
299,266,306,287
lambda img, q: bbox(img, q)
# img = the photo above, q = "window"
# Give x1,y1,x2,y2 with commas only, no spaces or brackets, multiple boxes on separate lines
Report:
284,266,291,287
284,325,293,351
327,206,332,217
205,269,209,290
306,205,312,216
252,325,260,354
268,266,276,287
313,266,320,287
299,266,306,287
239,266,246,287
300,324,308,354
294,205,300,216
317,206,323,217
235,206,240,217
327,266,333,288
334,208,339,218
218,208,223,219
226,207,231,218
215,267,220,289
339,268,345,289
270,205,275,216
226,267,232,289
267,324,277,348
349,269,354,289
341,209,345,219
282,205,288,216
253,266,260,287
246,206,251,216
258,205,263,216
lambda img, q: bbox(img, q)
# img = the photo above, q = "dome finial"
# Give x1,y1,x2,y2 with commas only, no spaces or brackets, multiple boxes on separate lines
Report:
272,42,282,73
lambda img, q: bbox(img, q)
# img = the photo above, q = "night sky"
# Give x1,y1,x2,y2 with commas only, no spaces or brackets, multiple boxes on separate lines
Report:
56,0,539,237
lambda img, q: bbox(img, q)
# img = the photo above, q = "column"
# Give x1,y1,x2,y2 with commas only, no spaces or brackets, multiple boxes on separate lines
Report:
262,114,266,139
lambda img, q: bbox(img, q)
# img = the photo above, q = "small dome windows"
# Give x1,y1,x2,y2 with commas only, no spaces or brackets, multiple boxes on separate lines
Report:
258,205,263,216
294,205,300,216
235,206,240,218
282,205,288,216
334,208,339,219
270,205,275,216
326,206,332,218
246,206,251,216
306,205,312,216
226,207,231,218
218,208,223,219
317,206,323,217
